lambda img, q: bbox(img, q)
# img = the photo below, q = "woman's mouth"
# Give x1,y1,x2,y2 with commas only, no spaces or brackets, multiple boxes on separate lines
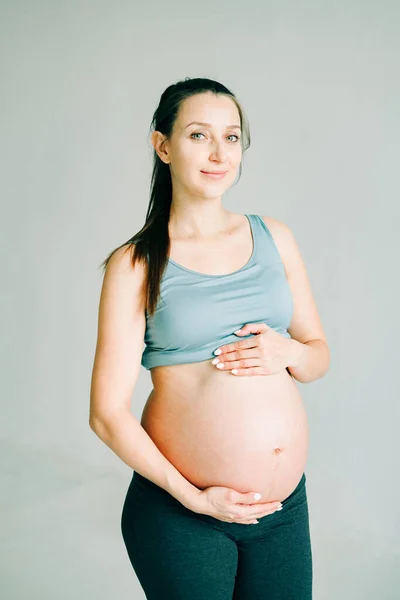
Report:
200,170,227,179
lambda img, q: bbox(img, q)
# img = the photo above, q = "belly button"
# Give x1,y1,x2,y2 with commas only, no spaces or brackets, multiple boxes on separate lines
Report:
273,447,283,454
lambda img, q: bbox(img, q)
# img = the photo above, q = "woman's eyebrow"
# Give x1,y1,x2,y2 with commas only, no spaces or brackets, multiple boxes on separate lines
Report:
184,121,241,130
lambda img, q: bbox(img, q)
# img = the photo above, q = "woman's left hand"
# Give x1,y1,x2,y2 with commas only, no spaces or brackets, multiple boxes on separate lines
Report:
212,322,295,376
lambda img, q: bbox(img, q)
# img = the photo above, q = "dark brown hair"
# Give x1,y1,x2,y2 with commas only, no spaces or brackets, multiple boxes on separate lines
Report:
99,77,251,317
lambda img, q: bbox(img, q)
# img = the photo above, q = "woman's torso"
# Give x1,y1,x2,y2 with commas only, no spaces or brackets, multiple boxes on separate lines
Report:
140,213,309,503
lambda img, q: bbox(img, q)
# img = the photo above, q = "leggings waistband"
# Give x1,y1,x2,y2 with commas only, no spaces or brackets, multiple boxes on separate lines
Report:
132,470,306,505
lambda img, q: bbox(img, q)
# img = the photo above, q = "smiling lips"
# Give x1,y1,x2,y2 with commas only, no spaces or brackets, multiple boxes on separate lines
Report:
200,170,227,179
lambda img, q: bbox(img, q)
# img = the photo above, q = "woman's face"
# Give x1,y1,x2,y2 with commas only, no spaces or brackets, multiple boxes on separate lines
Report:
153,92,243,199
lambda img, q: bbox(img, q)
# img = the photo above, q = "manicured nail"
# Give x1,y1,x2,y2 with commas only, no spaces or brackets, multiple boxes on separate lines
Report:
214,349,222,355
254,493,261,500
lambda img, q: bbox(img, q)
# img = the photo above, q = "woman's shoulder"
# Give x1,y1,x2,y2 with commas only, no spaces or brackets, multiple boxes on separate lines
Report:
258,214,292,238
258,215,295,268
104,243,148,287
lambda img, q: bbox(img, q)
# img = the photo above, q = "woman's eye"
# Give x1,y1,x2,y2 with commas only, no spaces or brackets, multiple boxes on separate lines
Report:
191,132,205,140
190,133,240,142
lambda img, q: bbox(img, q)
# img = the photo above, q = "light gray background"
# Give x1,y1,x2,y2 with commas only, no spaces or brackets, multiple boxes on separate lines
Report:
2,1,399,598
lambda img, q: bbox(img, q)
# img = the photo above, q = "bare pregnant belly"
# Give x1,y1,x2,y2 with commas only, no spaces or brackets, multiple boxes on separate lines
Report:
140,361,309,503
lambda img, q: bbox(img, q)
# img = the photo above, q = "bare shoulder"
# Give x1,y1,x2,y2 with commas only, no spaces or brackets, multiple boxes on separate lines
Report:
103,244,147,301
261,214,307,282
260,216,294,267
105,243,146,276
97,242,148,353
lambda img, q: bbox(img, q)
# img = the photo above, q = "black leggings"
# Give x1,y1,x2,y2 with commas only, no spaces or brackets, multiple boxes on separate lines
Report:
121,470,313,599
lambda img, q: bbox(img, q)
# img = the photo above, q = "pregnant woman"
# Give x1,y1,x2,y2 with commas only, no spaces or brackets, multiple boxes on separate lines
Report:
89,77,330,600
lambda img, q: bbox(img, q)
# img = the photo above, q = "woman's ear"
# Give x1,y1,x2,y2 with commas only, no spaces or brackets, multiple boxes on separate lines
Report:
151,131,171,164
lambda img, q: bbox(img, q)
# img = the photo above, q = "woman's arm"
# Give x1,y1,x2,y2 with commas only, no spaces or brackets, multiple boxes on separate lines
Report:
263,216,330,384
89,245,202,510
287,337,330,383
90,408,201,510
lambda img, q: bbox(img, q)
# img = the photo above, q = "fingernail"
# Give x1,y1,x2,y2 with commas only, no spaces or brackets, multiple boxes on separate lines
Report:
214,349,222,355
253,493,261,500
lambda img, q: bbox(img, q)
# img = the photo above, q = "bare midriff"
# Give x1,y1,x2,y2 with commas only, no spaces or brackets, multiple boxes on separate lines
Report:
140,359,309,503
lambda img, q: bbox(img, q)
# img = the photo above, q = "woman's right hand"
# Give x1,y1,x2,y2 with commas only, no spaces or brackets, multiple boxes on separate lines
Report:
191,485,283,524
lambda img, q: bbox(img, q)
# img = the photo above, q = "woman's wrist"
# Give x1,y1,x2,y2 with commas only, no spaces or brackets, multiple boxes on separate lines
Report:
164,465,204,511
286,338,305,369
